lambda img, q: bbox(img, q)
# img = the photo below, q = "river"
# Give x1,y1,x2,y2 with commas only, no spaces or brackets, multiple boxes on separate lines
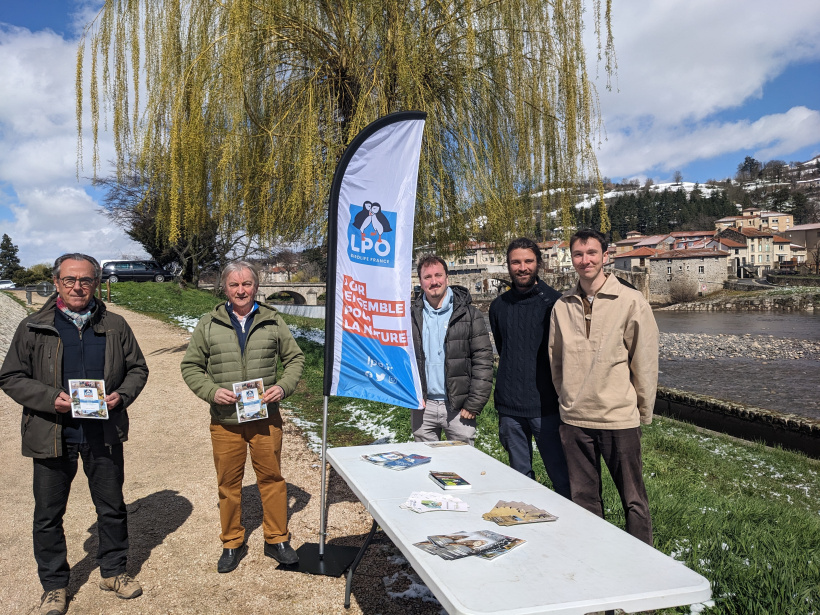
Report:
654,311,820,420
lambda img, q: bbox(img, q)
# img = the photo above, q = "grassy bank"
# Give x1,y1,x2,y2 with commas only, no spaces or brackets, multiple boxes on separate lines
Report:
111,283,820,614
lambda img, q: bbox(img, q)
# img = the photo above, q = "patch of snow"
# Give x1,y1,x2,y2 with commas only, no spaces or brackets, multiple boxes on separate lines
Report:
383,571,441,606
171,315,201,332
288,324,325,345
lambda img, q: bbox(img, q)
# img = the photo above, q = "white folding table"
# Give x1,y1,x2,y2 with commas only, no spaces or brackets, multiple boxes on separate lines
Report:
326,442,711,615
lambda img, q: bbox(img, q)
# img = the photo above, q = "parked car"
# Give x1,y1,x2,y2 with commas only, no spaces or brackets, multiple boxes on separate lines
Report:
0,279,15,289
101,260,174,283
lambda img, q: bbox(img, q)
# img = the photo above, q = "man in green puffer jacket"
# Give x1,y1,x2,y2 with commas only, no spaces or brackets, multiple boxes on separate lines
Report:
181,261,304,574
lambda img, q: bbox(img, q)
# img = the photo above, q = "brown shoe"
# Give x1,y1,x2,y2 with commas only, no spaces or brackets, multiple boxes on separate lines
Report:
99,572,142,599
40,588,68,615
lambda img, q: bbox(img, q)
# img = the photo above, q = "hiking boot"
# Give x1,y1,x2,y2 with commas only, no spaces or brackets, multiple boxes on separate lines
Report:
264,540,299,565
99,572,142,599
40,588,68,615
217,542,248,573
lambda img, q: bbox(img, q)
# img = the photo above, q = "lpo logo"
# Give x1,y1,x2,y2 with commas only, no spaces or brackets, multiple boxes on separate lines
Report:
347,201,397,268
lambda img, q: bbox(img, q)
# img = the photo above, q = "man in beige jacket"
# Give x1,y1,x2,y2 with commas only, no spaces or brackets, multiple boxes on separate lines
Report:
548,228,658,545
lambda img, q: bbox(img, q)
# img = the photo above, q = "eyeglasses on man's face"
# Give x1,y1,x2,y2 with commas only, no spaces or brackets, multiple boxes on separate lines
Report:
58,277,97,289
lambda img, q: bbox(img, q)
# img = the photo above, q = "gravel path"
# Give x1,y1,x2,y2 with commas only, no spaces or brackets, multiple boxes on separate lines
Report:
0,291,442,615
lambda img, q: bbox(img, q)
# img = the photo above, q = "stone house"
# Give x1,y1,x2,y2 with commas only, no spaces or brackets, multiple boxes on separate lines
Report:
714,207,794,233
612,247,658,272
706,236,748,277
714,226,775,277
648,248,729,303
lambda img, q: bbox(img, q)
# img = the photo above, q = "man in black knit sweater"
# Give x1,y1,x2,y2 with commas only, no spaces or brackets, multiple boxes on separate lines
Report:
489,238,570,497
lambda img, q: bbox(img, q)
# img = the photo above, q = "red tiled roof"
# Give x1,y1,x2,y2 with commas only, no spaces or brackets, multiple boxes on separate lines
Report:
712,238,745,248
651,249,729,260
738,227,774,238
613,247,658,259
669,231,716,237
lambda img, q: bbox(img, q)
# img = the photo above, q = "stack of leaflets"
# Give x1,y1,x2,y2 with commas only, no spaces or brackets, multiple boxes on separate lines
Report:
482,500,558,526
429,470,471,490
424,440,467,448
400,491,469,513
413,530,525,561
361,451,432,471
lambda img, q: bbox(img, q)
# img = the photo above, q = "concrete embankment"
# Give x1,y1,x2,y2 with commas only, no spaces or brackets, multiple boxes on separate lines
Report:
655,387,820,459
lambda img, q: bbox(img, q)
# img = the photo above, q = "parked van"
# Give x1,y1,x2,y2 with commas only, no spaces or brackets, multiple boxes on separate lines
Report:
101,260,174,283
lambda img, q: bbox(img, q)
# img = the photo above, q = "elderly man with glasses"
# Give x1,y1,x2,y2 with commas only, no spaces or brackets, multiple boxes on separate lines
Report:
0,253,149,615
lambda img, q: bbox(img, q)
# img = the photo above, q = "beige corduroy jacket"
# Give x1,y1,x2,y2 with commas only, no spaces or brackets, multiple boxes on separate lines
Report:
548,273,659,430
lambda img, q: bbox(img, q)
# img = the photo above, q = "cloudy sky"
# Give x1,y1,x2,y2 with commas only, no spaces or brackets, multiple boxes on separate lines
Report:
1,1,819,266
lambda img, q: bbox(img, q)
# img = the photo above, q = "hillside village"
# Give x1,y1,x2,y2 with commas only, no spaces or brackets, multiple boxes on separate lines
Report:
422,155,820,304
242,155,820,305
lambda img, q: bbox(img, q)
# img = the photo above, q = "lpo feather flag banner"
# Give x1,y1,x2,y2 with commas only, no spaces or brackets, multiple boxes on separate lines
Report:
323,111,426,409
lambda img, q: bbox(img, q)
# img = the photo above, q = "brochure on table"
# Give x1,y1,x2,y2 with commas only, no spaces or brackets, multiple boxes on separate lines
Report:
68,379,108,419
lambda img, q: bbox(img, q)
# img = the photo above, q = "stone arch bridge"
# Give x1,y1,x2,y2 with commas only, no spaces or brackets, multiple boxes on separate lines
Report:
256,282,326,306
252,270,648,306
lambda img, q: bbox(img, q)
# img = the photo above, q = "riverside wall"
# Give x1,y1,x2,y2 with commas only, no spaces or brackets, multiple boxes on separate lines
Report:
655,387,820,459
660,291,819,312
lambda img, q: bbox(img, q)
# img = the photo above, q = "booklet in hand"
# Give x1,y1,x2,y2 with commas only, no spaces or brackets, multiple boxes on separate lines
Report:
429,470,471,490
233,379,268,423
68,379,108,419
361,451,432,471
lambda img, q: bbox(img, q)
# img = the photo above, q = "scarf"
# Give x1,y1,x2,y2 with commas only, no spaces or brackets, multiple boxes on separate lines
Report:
56,296,96,331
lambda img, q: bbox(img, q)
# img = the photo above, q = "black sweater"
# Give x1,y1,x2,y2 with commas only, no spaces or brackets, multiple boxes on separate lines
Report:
489,278,562,418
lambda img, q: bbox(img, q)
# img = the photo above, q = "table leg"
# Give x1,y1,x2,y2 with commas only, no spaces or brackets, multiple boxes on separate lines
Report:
344,519,379,609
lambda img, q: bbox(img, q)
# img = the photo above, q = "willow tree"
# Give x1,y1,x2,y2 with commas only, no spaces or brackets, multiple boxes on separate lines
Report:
77,0,612,250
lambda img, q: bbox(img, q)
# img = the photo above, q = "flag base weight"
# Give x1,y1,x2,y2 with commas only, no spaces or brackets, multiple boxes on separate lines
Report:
292,542,360,577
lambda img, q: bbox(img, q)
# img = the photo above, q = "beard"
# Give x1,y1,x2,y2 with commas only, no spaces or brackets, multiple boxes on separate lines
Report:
511,270,537,290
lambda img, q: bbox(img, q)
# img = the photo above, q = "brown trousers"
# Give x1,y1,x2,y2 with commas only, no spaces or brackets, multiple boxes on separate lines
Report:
209,415,288,548
559,424,653,545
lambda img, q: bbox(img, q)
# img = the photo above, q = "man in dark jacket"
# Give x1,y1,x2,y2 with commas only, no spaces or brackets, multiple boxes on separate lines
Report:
489,238,570,497
0,253,148,615
410,255,493,445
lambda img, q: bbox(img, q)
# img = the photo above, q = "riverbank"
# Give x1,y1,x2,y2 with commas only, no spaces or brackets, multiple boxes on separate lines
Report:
659,287,819,312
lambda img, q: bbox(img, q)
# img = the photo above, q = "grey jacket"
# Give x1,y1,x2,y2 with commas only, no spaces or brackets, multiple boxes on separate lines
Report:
410,285,493,415
0,295,149,458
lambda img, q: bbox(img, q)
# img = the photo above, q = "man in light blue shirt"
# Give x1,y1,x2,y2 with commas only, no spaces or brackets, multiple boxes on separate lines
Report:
410,256,493,445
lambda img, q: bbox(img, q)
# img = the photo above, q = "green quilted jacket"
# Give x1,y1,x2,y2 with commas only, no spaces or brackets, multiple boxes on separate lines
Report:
180,302,305,424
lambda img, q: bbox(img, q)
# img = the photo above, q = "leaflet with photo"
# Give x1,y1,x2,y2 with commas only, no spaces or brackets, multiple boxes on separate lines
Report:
476,536,526,560
233,379,268,423
429,470,471,489
361,451,431,471
68,379,108,420
413,529,520,560
400,491,469,513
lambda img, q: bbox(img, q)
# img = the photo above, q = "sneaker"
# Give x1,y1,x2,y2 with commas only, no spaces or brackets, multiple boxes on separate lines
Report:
40,588,68,615
99,572,142,599
264,540,299,565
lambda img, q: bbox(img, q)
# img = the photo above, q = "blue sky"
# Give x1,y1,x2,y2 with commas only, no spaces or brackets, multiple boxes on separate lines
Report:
1,1,819,265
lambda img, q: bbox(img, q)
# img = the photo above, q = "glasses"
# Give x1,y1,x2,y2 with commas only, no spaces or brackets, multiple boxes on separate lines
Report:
59,277,97,289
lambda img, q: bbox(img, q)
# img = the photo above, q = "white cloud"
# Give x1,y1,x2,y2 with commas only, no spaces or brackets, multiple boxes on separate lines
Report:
0,23,143,266
587,0,820,179
598,106,820,178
